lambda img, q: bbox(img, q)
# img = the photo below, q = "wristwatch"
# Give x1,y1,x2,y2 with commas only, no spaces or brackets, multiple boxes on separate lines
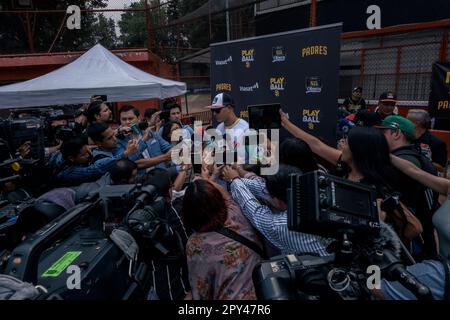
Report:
229,176,240,184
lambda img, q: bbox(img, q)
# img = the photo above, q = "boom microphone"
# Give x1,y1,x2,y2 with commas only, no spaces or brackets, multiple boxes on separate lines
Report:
365,222,433,300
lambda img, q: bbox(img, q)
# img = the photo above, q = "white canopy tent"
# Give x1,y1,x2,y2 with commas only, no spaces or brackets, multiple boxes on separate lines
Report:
0,44,187,109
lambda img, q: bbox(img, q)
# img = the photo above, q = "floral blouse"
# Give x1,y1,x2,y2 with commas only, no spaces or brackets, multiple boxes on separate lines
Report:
186,188,263,300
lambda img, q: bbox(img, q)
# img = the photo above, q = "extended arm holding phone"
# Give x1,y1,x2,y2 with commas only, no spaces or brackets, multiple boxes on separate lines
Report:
280,109,342,165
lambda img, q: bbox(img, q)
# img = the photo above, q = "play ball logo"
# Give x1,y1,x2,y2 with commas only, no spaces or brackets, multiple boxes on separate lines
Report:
269,77,285,97
272,46,286,63
241,49,255,68
215,83,232,91
302,108,321,130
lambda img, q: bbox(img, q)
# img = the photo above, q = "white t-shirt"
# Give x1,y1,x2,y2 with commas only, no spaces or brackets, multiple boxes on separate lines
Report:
216,118,249,149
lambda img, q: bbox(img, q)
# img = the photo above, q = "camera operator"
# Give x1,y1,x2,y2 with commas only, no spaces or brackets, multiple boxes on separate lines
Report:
223,164,331,256
117,105,172,174
72,106,88,134
55,136,138,186
45,113,72,144
133,168,190,300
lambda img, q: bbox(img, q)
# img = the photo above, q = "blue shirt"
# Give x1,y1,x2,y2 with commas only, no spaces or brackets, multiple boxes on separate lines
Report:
47,152,64,169
91,140,147,163
56,151,126,186
230,178,331,256
117,130,172,172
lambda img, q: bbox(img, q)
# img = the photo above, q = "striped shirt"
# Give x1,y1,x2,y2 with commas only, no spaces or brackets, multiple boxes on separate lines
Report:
230,178,331,256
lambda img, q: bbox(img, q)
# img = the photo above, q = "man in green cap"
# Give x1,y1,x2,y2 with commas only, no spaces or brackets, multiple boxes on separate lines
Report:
375,115,421,167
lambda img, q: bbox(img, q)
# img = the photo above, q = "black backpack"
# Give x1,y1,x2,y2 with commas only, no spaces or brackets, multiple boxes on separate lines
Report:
393,148,439,212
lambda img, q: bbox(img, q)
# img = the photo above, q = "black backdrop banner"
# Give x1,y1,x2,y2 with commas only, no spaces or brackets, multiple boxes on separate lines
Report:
210,23,342,144
429,61,450,130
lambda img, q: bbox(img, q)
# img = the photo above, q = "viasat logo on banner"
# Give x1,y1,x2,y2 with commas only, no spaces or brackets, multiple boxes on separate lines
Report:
269,77,285,97
305,76,322,94
302,108,321,130
272,46,286,63
215,56,233,66
301,45,328,58
242,49,255,68
239,82,259,92
215,83,232,91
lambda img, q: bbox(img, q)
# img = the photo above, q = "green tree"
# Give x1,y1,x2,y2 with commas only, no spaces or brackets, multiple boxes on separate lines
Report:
118,0,147,48
178,0,210,49
92,14,118,49
118,0,182,62
0,0,116,54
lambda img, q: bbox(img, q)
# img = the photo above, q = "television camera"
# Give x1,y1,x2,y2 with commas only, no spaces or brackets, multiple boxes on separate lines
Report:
253,171,434,301
7,106,86,149
0,117,45,164
3,180,186,300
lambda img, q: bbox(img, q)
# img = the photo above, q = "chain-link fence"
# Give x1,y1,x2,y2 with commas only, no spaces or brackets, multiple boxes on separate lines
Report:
339,27,449,102
2,1,448,108
0,0,258,62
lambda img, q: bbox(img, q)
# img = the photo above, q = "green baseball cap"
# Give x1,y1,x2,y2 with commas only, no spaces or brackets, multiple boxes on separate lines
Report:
375,115,416,136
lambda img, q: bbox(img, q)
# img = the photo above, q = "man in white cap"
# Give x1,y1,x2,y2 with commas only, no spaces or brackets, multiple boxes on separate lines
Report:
208,92,249,150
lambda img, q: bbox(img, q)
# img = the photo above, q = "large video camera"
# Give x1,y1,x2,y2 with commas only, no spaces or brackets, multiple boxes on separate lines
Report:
41,108,84,145
253,171,434,301
3,181,183,299
0,117,45,163
287,170,380,238
7,107,85,149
